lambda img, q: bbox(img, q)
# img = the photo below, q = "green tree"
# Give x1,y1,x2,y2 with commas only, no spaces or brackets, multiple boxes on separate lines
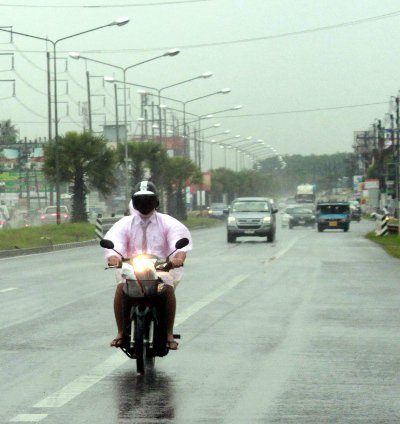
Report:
164,156,201,220
116,140,168,195
43,131,116,222
0,119,18,145
210,168,239,203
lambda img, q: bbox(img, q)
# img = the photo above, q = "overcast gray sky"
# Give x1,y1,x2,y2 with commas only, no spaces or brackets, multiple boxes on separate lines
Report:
1,0,400,157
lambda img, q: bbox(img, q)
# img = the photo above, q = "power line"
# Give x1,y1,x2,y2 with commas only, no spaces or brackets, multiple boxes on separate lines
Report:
215,101,389,119
1,9,400,53
0,0,209,8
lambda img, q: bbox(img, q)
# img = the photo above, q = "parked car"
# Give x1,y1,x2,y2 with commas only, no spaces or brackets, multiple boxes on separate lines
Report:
207,203,228,219
225,197,278,243
40,205,70,225
0,209,10,229
288,206,316,229
316,201,351,232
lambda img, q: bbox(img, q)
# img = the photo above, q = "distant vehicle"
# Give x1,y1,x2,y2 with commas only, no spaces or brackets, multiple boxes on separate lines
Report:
349,200,362,222
207,203,228,219
0,209,10,229
295,184,316,204
225,197,278,243
0,204,10,221
316,201,350,232
40,205,70,225
287,206,316,229
281,205,296,228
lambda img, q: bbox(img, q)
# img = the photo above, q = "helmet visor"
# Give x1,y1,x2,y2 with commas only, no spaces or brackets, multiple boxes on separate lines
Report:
133,195,158,215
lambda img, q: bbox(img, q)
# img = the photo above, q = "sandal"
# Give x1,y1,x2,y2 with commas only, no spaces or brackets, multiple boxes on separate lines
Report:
110,337,124,347
166,340,179,350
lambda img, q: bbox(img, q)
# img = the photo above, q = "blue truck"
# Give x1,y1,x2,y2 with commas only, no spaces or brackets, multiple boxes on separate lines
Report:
316,201,351,232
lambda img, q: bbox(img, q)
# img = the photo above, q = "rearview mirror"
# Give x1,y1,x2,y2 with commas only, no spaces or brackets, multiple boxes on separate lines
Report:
100,239,114,249
175,237,189,249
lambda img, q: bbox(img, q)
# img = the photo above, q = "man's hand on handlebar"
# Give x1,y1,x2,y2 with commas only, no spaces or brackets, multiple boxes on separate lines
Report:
170,252,186,268
107,255,121,267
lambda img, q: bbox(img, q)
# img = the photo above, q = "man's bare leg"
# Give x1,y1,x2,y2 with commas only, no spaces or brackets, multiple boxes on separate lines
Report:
111,283,124,347
165,285,178,349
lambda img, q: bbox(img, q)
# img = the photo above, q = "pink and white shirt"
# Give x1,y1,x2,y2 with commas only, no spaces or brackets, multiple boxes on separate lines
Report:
103,209,192,285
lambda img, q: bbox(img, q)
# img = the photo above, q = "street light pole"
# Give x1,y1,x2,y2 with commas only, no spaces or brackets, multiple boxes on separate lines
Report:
70,48,179,204
157,72,213,146
0,17,130,223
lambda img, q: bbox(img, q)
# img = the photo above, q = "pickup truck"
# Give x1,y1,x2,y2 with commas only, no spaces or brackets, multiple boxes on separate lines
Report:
225,197,278,243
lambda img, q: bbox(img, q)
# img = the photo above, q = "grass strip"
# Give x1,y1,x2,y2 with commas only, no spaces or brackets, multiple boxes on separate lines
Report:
0,217,222,251
365,231,400,259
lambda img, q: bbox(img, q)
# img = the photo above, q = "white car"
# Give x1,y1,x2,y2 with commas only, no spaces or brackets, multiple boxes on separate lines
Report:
40,205,70,225
281,205,296,228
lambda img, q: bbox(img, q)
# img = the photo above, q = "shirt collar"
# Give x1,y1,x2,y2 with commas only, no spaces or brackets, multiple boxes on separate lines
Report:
132,209,156,224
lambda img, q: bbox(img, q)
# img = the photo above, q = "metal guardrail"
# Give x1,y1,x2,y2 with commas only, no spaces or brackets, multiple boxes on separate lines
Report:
374,213,399,235
388,222,399,234
95,216,122,240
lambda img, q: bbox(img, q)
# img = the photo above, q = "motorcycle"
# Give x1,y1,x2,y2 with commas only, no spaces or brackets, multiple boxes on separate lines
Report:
100,237,189,374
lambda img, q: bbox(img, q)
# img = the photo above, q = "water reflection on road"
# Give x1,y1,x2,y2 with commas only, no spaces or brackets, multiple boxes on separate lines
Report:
113,368,175,422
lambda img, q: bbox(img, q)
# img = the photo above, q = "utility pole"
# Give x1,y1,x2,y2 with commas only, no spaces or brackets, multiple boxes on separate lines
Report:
396,97,400,234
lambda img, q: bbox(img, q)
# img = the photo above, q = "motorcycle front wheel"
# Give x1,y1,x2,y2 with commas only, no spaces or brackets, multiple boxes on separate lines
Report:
134,318,145,374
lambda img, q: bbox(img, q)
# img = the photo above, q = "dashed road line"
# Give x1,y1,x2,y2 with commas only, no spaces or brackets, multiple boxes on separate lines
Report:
9,273,249,422
9,414,48,422
0,287,17,294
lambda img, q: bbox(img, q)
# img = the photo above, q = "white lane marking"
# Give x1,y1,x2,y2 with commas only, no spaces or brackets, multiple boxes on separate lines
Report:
0,287,17,293
9,414,48,422
272,237,299,260
32,273,249,410
33,353,127,408
175,274,248,326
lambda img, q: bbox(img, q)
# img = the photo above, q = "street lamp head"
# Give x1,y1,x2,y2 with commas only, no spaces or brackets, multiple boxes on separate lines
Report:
104,76,115,83
201,72,213,78
112,17,130,26
213,123,221,127
164,48,180,57
204,114,214,119
69,51,81,60
234,134,241,138
232,105,242,110
223,130,231,134
220,88,231,94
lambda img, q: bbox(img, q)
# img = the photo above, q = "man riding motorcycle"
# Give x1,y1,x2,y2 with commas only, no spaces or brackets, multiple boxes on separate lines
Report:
103,180,192,350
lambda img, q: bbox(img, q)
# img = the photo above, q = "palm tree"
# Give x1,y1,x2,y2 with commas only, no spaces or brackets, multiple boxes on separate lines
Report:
116,140,168,195
43,131,116,222
0,119,18,145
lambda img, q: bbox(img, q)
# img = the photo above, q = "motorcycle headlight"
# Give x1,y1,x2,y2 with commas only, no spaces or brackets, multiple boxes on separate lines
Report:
263,216,271,223
132,257,153,273
228,216,236,224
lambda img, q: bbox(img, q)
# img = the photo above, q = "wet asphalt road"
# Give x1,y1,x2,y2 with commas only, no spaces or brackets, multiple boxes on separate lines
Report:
1,218,400,423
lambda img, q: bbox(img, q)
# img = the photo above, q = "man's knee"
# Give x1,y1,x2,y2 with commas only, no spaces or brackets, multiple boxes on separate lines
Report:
115,283,124,297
